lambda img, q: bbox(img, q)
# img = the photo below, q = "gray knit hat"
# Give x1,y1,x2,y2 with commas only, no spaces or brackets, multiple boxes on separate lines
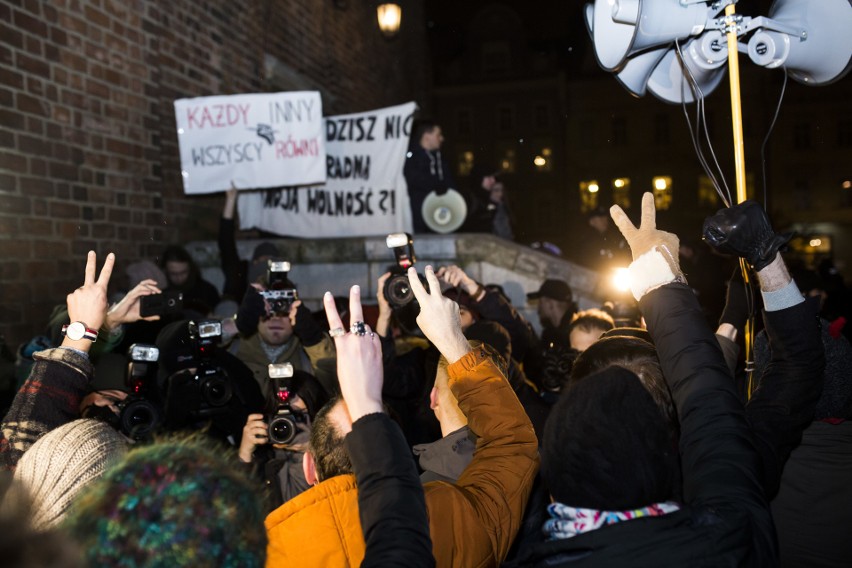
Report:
13,419,129,531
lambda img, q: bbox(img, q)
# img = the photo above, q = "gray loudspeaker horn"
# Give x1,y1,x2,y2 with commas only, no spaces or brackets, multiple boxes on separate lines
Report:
422,189,467,234
586,0,713,72
647,31,728,104
747,0,852,86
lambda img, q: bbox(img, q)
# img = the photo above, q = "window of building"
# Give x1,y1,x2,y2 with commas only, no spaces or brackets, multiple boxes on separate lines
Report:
498,106,515,133
457,109,472,137
612,177,630,208
458,150,475,176
652,176,673,210
498,147,516,173
612,117,627,146
533,147,553,172
580,180,600,213
698,175,719,207
654,114,670,145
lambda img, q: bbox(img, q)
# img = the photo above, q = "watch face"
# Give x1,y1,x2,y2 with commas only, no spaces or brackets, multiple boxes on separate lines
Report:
66,321,85,341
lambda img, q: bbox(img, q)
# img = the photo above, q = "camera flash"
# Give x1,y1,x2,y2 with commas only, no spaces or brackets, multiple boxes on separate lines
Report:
129,344,159,362
386,233,411,249
269,362,294,379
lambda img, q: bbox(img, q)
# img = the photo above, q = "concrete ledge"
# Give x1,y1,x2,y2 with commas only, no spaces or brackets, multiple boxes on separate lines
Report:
187,233,606,332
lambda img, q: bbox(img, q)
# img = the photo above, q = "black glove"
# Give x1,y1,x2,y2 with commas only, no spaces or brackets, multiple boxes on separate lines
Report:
719,268,750,331
702,200,794,272
236,287,265,336
291,302,324,347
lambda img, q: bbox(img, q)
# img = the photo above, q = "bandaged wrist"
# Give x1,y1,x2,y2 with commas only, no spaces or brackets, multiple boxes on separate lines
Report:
628,248,682,301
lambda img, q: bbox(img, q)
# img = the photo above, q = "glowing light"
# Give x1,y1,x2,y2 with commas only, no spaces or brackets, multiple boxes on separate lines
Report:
588,182,599,193
614,178,626,188
843,180,851,190
377,4,402,37
809,238,822,247
653,177,669,191
612,267,631,292
534,156,547,167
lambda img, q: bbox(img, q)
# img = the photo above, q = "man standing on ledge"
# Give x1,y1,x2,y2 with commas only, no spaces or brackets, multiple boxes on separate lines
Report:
404,120,456,233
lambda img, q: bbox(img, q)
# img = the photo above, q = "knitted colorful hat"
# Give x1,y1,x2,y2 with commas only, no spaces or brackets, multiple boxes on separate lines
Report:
64,435,267,567
13,419,129,531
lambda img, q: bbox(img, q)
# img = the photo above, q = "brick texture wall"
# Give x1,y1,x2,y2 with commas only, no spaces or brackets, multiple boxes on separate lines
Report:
0,0,429,349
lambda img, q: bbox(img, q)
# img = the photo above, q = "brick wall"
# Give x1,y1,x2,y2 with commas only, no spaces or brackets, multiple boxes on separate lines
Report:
0,0,429,349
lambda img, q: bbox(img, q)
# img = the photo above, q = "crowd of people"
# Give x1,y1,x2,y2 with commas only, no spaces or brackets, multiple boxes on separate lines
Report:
1,192,850,567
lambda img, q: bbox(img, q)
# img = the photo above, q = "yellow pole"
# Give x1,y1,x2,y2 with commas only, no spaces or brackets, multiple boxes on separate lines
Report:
725,3,748,204
725,3,755,397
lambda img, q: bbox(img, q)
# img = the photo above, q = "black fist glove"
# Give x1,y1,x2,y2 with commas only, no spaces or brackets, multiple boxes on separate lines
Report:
702,200,793,272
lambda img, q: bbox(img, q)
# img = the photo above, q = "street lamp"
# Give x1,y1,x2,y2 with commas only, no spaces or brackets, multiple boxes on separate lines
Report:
377,3,402,38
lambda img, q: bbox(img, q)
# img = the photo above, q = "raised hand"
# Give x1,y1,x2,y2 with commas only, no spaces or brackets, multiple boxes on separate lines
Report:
238,413,269,462
104,278,162,331
436,265,478,296
610,192,680,264
64,251,114,350
408,265,471,364
323,285,384,422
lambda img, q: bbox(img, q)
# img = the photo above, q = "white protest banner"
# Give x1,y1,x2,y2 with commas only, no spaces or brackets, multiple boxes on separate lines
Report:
237,101,415,237
174,91,325,194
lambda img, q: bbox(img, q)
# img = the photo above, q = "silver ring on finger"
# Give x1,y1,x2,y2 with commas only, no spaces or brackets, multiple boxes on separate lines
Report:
329,327,346,338
350,321,367,336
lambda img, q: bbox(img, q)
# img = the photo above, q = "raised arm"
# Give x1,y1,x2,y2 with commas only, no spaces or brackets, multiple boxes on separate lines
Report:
324,286,433,568
410,266,539,565
612,194,773,556
1,251,114,470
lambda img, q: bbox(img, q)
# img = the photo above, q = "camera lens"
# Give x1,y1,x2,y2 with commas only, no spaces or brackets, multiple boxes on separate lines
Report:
201,375,233,407
385,274,413,308
120,398,158,439
269,415,296,445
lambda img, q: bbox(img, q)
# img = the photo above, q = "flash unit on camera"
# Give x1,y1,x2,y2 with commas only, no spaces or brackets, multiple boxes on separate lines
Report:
197,320,223,339
269,362,294,380
129,344,159,362
386,233,411,249
268,260,291,273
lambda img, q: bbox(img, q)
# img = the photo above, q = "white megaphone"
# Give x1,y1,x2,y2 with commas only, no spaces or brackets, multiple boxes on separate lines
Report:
421,189,467,234
647,30,729,104
586,0,714,71
747,0,852,86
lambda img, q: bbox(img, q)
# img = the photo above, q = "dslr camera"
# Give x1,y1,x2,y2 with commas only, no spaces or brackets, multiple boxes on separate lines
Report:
260,260,299,317
266,363,307,445
165,320,233,420
383,233,429,309
83,344,162,441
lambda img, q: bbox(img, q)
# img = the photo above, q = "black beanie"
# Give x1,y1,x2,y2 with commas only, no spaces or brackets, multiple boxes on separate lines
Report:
464,320,511,361
542,366,678,511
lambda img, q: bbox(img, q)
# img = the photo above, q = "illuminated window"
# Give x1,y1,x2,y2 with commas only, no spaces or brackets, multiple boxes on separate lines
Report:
612,177,630,208
499,148,516,173
534,147,552,172
580,180,599,213
698,175,718,207
652,176,672,210
458,150,475,176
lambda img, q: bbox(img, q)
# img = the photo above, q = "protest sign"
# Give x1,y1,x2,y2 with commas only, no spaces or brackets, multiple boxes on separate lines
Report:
174,91,325,194
237,101,416,237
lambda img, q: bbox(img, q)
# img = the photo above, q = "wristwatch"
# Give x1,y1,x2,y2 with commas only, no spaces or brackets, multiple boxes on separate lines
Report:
61,321,99,342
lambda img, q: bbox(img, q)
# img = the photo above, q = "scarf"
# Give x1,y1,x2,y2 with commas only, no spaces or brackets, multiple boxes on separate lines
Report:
544,500,680,540
261,338,292,363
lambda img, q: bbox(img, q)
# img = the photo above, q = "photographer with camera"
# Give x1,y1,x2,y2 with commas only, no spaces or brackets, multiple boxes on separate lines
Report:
237,365,329,510
156,318,265,445
235,262,337,399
